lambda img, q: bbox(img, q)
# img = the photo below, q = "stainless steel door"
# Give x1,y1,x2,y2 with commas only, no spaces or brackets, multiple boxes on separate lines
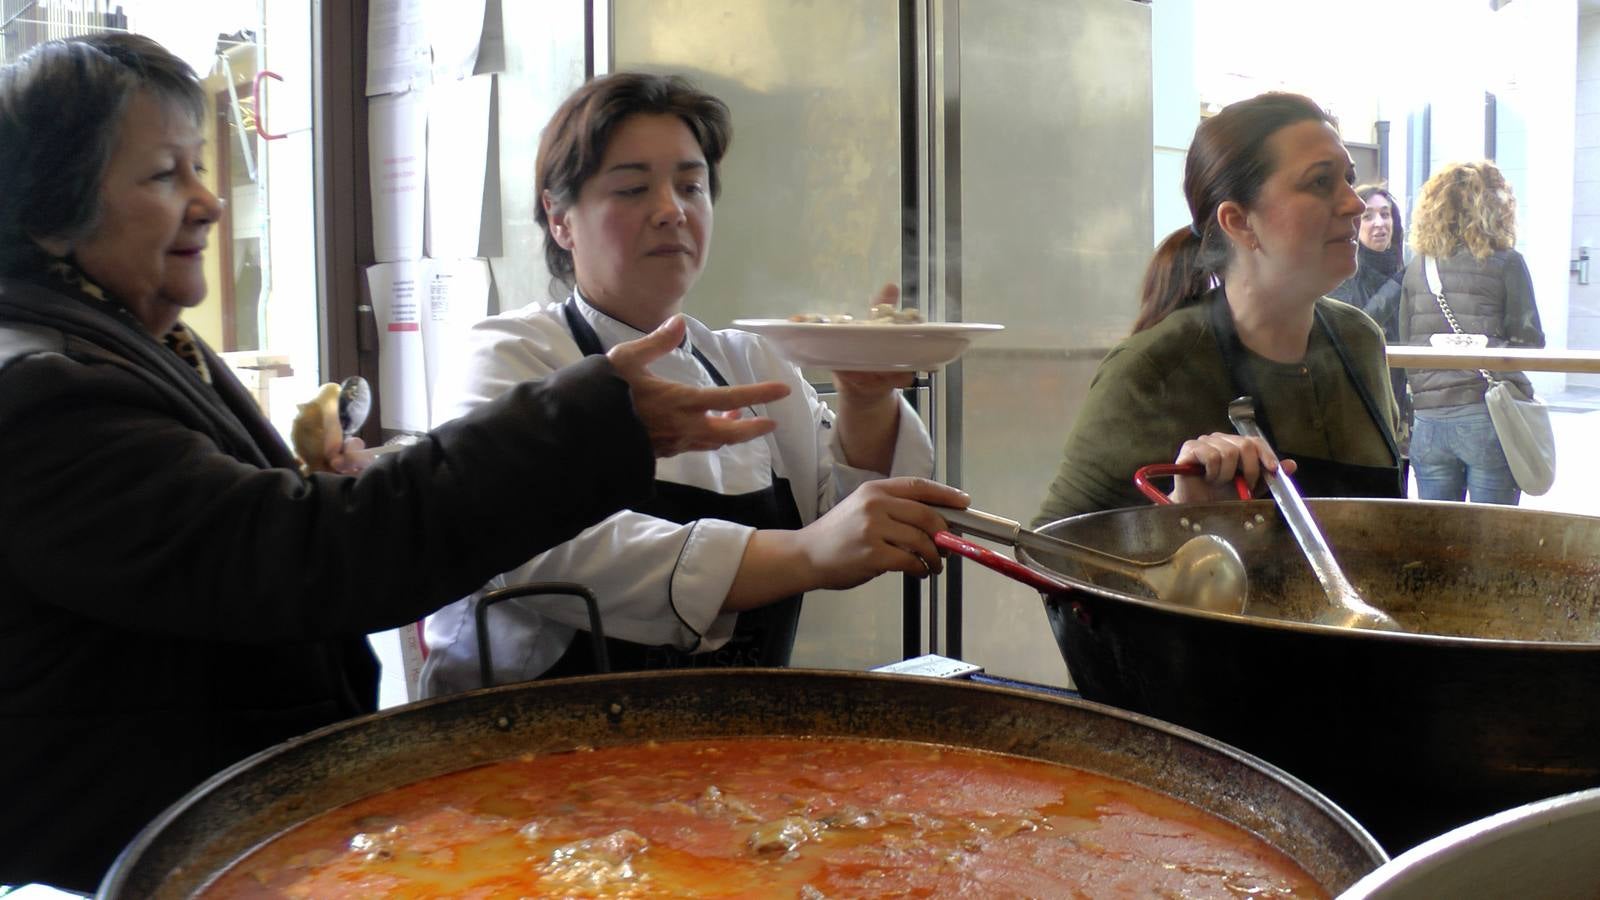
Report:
611,0,912,670
953,0,1153,684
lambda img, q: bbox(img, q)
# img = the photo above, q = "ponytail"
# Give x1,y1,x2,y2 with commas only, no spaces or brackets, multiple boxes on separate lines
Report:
1133,225,1215,333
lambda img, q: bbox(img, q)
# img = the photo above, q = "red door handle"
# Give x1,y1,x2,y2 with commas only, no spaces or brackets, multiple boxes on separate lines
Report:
253,70,285,140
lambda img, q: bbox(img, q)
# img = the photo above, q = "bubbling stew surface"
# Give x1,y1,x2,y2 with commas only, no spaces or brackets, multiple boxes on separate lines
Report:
202,736,1325,898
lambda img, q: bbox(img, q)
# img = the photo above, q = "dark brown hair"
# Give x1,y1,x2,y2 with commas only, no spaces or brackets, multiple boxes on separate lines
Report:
0,33,205,275
1133,92,1337,332
534,72,732,288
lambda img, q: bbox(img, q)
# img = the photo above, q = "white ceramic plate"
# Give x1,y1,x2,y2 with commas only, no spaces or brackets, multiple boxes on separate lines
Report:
732,319,1005,371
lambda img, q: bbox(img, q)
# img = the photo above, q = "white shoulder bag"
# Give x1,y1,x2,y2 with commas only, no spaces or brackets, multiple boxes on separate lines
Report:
1421,256,1556,495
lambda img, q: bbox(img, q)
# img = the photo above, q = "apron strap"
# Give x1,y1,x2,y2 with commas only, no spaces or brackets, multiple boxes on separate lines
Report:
1314,305,1402,469
1207,290,1278,446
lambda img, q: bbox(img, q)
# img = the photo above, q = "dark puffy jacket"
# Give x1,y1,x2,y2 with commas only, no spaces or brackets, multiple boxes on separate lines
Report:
1398,248,1544,410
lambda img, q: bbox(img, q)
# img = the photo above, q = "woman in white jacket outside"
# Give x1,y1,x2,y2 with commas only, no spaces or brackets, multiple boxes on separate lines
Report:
421,73,966,694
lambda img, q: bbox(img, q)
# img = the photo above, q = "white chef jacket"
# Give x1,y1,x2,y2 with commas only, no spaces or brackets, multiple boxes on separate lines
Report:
419,294,935,696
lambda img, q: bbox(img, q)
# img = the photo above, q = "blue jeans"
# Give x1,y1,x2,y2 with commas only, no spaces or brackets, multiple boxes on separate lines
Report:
1410,405,1521,505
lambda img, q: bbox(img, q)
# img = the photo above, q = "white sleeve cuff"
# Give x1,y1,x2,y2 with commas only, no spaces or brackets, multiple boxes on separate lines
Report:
670,518,755,650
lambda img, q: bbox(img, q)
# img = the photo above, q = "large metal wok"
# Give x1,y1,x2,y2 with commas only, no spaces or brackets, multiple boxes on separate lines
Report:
949,498,1600,854
98,669,1384,897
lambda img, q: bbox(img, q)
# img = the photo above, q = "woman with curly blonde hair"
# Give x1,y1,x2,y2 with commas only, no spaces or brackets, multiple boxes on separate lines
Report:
1398,160,1544,505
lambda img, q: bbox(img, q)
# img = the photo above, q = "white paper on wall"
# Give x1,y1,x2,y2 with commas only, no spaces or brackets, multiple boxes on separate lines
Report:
425,75,495,260
366,260,431,432
427,0,489,82
368,90,428,263
366,0,430,96
422,258,493,421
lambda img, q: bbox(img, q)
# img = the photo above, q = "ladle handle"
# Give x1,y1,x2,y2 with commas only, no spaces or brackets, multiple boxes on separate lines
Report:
936,506,1023,545
933,531,1075,594
933,504,1147,578
1133,464,1253,505
1228,408,1362,602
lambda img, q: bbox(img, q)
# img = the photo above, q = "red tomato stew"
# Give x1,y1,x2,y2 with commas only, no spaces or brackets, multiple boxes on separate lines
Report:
201,736,1327,898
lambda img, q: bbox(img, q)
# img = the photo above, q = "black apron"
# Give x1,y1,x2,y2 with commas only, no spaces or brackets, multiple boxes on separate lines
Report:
541,299,805,677
1208,292,1404,499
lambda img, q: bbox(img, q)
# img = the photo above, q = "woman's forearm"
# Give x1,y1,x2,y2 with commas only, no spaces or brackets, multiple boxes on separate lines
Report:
724,529,815,610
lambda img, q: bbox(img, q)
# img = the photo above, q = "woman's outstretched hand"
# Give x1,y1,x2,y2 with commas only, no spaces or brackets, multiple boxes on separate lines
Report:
608,315,791,458
1170,432,1298,504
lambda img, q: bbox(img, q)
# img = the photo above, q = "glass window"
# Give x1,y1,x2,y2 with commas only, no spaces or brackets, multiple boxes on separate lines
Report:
2,0,322,438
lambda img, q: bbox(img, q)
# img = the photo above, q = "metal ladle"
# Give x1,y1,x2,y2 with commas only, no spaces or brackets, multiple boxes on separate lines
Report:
336,375,406,460
1227,396,1401,631
337,376,373,437
935,506,1250,614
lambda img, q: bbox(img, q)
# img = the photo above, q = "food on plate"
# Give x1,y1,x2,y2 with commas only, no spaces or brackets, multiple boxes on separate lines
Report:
200,736,1327,898
788,303,925,325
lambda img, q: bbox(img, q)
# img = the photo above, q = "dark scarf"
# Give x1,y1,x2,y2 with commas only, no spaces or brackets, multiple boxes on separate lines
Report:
1356,239,1401,280
41,257,211,384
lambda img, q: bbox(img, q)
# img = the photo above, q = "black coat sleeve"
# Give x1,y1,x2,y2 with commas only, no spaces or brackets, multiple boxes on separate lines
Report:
1501,251,1545,348
0,353,655,641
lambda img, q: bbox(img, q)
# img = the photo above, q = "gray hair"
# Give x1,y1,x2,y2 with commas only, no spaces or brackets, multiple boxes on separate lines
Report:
0,33,206,275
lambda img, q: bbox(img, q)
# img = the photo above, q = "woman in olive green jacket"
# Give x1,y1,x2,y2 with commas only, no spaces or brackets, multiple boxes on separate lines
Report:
1036,93,1401,527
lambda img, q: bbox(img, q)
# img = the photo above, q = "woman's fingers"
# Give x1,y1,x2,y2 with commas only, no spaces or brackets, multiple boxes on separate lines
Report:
606,316,791,457
852,505,946,578
800,478,969,587
1172,433,1292,502
862,478,971,576
606,314,686,370
1244,435,1282,473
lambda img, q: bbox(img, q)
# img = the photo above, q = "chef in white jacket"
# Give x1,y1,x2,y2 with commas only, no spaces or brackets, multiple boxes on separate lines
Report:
420,72,967,694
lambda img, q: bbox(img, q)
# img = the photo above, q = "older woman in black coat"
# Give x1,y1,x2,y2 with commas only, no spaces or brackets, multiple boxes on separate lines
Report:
0,33,800,892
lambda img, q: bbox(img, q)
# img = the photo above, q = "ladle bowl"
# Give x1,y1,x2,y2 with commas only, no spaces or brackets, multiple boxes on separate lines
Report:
1155,531,1250,614
337,375,373,437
